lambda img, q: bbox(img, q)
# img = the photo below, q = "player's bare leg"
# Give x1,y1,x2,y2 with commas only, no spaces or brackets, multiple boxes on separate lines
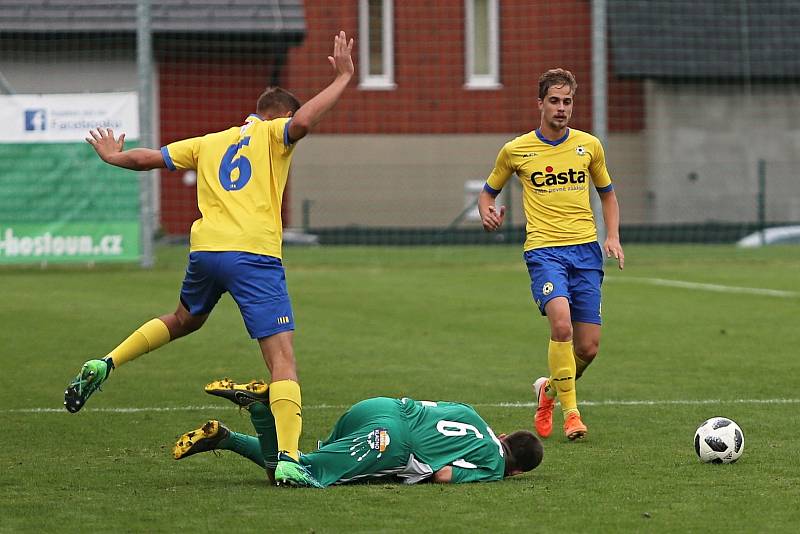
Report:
159,303,209,340
259,331,297,383
572,321,600,380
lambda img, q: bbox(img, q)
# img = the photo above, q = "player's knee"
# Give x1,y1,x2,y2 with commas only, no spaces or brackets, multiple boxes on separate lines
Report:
550,320,573,341
574,339,599,361
170,313,204,337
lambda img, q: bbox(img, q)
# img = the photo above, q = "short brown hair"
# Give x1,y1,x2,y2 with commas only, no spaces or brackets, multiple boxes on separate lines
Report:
538,68,577,100
503,430,544,475
256,87,301,115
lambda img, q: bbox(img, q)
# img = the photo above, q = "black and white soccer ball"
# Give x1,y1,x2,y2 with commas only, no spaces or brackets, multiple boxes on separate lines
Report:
694,417,744,464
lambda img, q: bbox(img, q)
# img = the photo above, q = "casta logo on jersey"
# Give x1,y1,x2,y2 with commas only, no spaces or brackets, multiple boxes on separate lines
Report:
530,166,586,187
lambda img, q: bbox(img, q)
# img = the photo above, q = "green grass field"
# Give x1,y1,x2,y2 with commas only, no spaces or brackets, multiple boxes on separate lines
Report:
2,244,799,533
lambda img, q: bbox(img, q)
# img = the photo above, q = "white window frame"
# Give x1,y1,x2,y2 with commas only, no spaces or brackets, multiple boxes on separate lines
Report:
359,0,396,90
464,0,501,90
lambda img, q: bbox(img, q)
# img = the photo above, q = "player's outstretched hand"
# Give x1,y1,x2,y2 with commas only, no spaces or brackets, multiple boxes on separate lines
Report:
604,236,625,269
86,128,125,163
327,30,354,78
482,205,506,232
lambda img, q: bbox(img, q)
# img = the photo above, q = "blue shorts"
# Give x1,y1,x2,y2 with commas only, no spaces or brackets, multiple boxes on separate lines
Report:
179,251,294,339
524,242,604,325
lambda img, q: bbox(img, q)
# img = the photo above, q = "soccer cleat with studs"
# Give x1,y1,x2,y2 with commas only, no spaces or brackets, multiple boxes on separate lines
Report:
173,420,230,460
533,376,556,439
64,358,111,413
204,378,269,408
274,452,323,488
564,411,588,441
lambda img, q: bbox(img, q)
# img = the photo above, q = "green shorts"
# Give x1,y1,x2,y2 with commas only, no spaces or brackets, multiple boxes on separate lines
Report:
301,397,412,487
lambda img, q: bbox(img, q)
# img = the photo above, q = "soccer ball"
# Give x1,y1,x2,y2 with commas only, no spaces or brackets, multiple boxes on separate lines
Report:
694,417,744,464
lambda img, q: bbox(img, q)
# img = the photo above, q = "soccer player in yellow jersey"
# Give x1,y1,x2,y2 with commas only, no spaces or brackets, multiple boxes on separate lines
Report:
478,68,625,441
63,31,355,487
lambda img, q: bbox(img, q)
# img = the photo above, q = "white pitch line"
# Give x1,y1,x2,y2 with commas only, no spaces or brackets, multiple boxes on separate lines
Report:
606,276,799,298
3,403,349,414
6,398,800,414
493,399,800,408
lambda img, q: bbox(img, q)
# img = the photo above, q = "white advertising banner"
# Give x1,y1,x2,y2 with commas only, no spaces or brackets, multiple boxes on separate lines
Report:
0,92,138,143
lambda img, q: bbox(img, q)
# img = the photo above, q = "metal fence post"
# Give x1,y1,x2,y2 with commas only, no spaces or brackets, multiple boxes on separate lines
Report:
592,0,608,249
137,0,155,267
757,159,766,246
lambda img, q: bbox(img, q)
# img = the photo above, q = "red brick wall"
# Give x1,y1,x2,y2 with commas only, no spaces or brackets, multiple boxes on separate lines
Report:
157,49,281,234
284,0,643,135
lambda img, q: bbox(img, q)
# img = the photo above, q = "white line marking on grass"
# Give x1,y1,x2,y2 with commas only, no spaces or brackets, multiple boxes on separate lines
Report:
7,398,800,414
492,398,800,408
6,403,350,414
9,405,224,414
607,276,799,298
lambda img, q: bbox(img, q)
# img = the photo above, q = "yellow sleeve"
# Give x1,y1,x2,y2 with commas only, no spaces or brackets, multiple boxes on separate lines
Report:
588,137,612,190
485,143,514,194
162,137,201,171
266,117,294,157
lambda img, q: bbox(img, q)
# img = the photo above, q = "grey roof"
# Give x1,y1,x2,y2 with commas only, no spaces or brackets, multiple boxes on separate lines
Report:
608,0,800,78
0,0,304,34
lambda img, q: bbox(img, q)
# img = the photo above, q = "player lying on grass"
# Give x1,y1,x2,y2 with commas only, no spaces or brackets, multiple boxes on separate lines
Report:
174,379,544,487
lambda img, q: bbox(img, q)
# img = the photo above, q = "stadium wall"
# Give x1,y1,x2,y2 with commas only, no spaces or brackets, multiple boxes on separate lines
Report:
289,132,648,228
646,80,800,224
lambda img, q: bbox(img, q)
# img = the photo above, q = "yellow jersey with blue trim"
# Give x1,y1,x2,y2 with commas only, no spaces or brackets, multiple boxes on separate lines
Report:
484,127,613,251
161,115,295,258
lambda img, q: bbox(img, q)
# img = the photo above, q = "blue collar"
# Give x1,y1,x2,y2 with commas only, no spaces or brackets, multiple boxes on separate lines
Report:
535,128,570,146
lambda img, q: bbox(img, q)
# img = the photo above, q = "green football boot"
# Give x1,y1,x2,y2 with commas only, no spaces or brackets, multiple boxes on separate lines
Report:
173,420,231,460
274,452,323,488
64,358,111,413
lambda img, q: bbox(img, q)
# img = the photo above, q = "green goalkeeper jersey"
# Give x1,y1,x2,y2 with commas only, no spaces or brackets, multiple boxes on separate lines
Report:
398,398,506,483
298,397,506,486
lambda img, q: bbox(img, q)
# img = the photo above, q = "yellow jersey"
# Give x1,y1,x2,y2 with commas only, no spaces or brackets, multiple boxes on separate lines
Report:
485,128,613,251
161,115,295,258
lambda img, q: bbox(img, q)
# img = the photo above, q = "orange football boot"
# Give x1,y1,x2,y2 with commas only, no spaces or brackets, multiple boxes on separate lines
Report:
533,377,555,438
564,411,588,440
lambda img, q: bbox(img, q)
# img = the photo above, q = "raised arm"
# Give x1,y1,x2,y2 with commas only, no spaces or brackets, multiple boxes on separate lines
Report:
287,31,354,143
86,128,165,171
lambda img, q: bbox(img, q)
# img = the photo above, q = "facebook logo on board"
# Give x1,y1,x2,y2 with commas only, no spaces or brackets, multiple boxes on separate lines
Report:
25,109,46,131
